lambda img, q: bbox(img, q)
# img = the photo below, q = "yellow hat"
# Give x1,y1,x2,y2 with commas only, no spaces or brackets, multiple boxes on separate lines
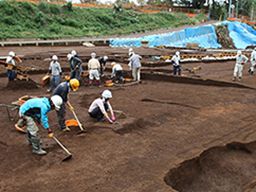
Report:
111,62,116,66
70,79,80,91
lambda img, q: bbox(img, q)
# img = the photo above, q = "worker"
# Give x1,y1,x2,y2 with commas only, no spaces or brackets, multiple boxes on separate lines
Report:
128,51,142,82
88,52,101,86
111,62,124,83
47,55,62,92
233,50,248,81
52,78,80,132
88,90,115,124
249,48,256,75
171,51,181,76
6,51,17,81
15,95,63,155
69,50,83,81
98,55,108,76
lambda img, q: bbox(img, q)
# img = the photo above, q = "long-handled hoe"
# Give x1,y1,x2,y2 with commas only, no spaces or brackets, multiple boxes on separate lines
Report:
68,103,87,135
52,136,72,161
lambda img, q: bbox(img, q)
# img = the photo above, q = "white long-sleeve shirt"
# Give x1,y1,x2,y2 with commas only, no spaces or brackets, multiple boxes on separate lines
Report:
251,50,256,62
6,56,16,66
88,98,112,115
88,58,100,70
49,61,62,76
112,64,123,75
236,54,248,65
171,55,180,66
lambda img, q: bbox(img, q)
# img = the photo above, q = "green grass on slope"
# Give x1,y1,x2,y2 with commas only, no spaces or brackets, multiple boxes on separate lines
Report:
0,1,206,40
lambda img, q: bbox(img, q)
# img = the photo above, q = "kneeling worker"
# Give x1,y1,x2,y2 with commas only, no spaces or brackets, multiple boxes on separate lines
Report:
111,62,124,83
16,95,63,155
88,90,115,124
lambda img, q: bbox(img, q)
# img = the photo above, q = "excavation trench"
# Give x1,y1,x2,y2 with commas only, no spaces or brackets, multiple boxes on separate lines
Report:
164,141,256,192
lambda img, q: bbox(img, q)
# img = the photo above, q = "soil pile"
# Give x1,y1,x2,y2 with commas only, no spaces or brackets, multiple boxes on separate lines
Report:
6,79,39,90
164,141,256,192
216,25,235,49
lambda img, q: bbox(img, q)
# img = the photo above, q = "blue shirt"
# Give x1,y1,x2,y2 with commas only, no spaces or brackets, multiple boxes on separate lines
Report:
19,98,51,129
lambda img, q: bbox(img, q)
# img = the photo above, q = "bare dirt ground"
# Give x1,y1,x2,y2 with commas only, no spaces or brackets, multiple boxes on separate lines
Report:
1,46,256,192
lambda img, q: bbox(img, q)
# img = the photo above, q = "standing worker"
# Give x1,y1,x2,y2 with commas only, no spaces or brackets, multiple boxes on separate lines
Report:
128,51,142,82
88,90,115,124
233,50,248,81
47,55,62,92
249,48,256,75
88,52,101,86
52,78,80,132
171,51,181,76
111,62,124,83
98,55,108,77
6,51,18,81
15,95,63,155
69,50,83,81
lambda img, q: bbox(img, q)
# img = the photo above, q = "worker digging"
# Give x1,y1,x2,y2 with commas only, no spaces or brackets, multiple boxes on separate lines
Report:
111,62,124,84
52,78,80,132
68,50,83,81
15,95,63,155
98,55,108,77
88,90,115,124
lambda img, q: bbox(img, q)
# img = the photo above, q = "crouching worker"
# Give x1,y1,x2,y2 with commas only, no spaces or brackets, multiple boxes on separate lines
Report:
111,62,124,83
15,95,63,155
88,90,116,124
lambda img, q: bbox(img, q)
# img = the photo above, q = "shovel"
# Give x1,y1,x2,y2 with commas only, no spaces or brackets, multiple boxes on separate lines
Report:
68,105,87,134
52,136,72,161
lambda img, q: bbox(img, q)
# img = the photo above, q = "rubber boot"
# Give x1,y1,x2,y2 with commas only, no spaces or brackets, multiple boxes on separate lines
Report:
30,136,47,155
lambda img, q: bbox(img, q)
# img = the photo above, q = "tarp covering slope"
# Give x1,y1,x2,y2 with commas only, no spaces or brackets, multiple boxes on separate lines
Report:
224,21,256,49
109,21,256,49
109,24,222,48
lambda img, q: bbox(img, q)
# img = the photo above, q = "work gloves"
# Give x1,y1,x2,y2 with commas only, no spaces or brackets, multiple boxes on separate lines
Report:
48,128,54,138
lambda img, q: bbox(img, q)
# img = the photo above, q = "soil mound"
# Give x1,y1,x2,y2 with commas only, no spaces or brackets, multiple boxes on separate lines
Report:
164,141,256,192
6,79,39,90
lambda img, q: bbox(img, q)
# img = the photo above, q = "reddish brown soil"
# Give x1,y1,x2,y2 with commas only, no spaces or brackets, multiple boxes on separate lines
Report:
1,46,256,192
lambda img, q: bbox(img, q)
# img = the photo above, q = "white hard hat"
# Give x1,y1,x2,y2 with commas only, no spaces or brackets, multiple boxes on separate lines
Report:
50,95,63,111
52,55,58,60
9,51,15,57
237,50,242,55
102,90,112,99
111,62,116,66
129,48,133,53
91,52,96,58
103,56,108,61
71,50,77,56
67,53,73,61
176,51,180,56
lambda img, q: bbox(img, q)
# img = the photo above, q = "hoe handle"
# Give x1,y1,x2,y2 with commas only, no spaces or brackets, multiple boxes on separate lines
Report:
53,136,72,156
70,108,85,131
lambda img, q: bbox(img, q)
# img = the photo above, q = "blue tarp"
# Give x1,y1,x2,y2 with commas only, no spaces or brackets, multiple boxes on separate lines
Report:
109,24,222,49
109,21,256,49
224,21,256,49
